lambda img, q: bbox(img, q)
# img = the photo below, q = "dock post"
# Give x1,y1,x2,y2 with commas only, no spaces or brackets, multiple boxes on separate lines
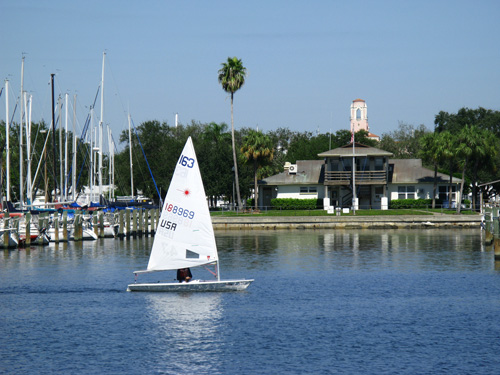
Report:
74,214,82,241
99,211,104,238
132,210,137,238
54,216,60,243
3,213,10,248
151,209,158,236
62,211,68,242
118,210,125,240
25,212,31,246
138,209,143,237
145,209,150,237
93,213,98,237
125,210,131,238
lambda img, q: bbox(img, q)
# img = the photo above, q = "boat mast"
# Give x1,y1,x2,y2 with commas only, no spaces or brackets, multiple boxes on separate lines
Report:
5,79,10,202
58,96,63,202
64,93,69,201
72,94,77,201
108,126,113,200
89,106,94,203
26,93,32,206
51,73,57,203
128,113,134,197
98,51,105,201
19,56,24,205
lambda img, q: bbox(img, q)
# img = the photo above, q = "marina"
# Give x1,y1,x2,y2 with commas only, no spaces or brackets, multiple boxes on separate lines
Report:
1,229,500,374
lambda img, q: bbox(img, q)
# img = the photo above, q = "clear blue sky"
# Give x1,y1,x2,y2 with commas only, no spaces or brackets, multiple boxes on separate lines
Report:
2,0,499,148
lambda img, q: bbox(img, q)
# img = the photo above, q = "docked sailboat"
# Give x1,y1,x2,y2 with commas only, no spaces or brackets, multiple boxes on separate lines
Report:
127,137,253,292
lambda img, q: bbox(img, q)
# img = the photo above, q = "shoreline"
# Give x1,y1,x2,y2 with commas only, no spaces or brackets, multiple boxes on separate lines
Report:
211,214,482,230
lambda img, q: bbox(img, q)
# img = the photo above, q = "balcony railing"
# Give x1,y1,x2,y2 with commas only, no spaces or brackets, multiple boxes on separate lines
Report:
324,170,387,185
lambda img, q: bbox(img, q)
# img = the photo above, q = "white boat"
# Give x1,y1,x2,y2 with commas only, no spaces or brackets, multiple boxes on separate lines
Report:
127,137,253,292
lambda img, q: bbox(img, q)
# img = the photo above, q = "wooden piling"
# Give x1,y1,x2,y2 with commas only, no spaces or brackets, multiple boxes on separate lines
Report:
125,210,131,238
98,211,104,238
132,210,137,238
25,212,31,246
118,210,125,240
54,216,59,243
145,209,150,236
62,211,68,242
138,209,143,237
74,214,82,241
3,213,10,248
93,214,98,237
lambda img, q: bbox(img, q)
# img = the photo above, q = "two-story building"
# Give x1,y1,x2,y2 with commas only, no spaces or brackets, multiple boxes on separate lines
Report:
258,142,462,210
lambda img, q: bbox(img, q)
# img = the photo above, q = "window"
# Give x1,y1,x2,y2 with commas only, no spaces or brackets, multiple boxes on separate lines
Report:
398,186,415,199
374,158,384,171
356,108,361,120
438,186,456,202
300,186,317,194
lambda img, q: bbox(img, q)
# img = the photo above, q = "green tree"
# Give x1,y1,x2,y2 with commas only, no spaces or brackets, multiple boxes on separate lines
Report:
200,122,233,207
240,130,274,210
420,131,448,208
379,122,429,158
218,56,247,210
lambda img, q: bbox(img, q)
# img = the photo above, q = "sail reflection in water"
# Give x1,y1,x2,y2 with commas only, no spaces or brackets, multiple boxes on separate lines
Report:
144,293,223,373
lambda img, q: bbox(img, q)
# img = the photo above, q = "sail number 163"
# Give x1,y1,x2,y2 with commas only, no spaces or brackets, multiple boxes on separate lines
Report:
178,154,195,168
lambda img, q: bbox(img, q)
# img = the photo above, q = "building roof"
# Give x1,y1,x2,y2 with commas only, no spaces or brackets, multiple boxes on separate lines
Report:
318,142,393,158
353,98,365,102
389,159,461,184
259,160,324,185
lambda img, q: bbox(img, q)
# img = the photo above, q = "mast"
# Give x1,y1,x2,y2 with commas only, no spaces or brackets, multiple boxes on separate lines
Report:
5,79,10,202
128,113,134,196
64,93,69,201
58,96,63,202
26,93,32,206
51,73,57,203
19,56,24,205
72,94,77,201
108,126,112,200
98,51,105,200
89,106,94,203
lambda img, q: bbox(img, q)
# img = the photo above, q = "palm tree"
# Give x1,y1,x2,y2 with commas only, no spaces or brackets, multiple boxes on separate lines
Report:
241,130,274,210
455,125,497,212
420,132,447,209
218,57,247,210
439,131,458,207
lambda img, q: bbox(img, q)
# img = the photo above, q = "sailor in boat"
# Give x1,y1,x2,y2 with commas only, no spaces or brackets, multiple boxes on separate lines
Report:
177,268,192,283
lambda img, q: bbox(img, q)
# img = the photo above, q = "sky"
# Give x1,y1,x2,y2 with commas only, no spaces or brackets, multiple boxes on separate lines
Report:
1,0,500,150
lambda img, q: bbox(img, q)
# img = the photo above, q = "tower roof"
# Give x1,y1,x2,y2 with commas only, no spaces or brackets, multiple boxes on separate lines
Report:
353,98,365,103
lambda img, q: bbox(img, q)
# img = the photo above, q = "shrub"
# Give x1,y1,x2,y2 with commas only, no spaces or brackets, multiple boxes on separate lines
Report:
271,198,320,210
389,199,433,209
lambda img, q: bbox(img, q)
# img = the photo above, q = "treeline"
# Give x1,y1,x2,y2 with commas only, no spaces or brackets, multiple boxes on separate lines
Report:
1,106,499,208
114,121,379,206
116,107,500,208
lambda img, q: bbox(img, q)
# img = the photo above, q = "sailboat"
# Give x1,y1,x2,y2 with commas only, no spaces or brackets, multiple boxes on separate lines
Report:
127,137,253,292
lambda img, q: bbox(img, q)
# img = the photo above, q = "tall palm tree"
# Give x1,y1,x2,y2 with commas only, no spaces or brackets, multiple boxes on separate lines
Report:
218,57,247,210
241,130,274,210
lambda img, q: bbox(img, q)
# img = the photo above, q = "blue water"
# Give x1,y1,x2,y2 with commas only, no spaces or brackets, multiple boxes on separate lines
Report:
1,229,500,374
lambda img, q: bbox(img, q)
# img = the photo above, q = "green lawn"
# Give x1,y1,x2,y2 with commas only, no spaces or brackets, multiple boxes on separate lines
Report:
210,209,437,217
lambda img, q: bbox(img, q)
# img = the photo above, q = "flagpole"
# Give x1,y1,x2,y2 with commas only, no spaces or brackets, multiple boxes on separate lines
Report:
352,130,356,215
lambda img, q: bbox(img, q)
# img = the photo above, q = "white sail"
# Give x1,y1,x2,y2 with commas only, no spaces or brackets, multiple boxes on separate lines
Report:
145,137,218,272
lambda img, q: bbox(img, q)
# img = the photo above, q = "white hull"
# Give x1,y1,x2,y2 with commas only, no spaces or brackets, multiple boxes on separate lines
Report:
127,279,253,292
